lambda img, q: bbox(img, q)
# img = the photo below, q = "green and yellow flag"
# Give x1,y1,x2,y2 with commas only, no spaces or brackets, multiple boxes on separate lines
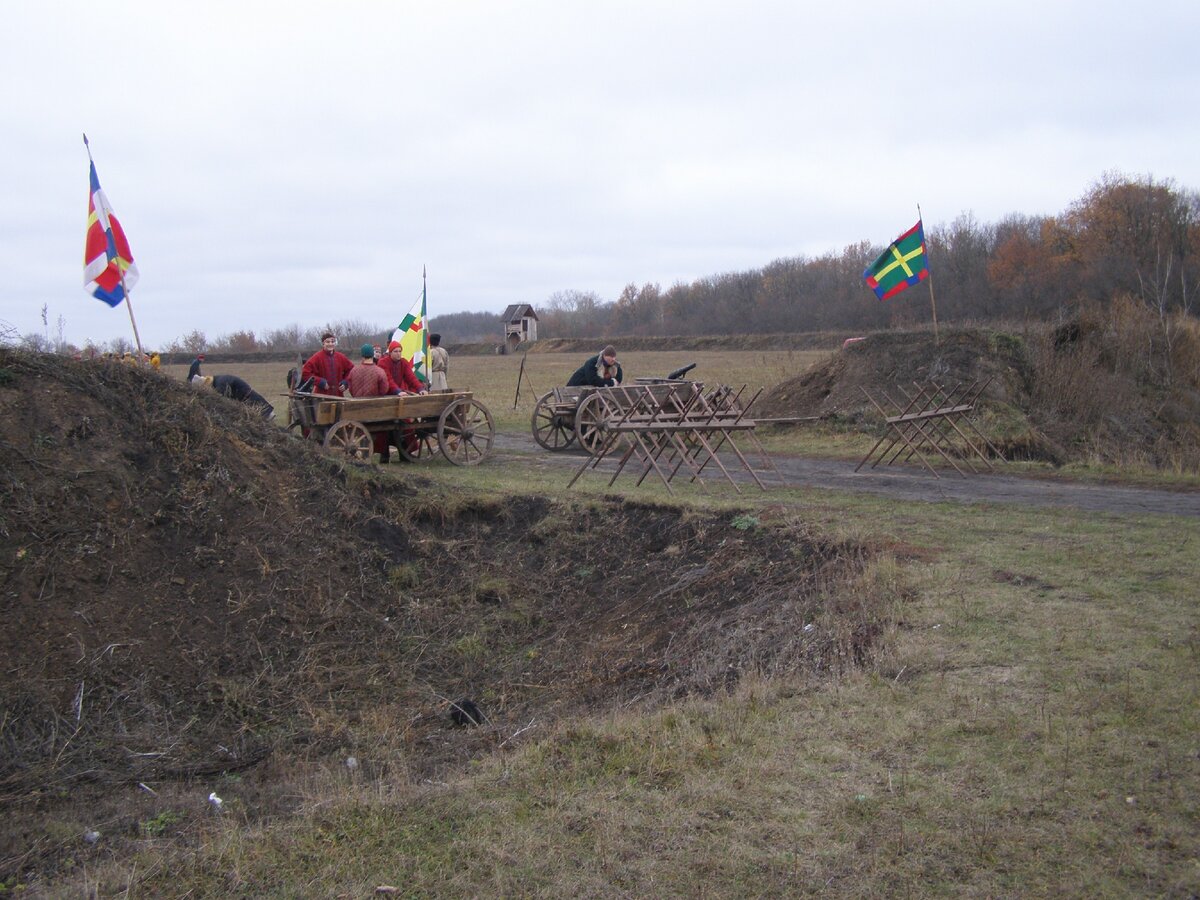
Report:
863,220,929,301
391,276,429,384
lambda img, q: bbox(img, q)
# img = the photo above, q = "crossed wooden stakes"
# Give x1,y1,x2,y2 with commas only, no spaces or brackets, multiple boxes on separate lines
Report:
567,382,785,495
856,378,1006,478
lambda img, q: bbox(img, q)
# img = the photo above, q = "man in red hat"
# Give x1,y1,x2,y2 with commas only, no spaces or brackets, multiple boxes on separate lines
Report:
379,340,426,395
187,353,205,382
378,340,426,460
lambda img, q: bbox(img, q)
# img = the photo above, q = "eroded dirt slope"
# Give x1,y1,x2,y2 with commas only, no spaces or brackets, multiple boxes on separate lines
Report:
0,350,884,854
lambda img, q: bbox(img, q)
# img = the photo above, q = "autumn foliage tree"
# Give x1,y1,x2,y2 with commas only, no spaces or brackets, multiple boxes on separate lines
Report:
158,172,1198,352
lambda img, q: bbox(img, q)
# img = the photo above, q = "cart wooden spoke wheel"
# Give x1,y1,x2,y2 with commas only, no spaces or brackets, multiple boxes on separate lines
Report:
574,392,611,454
531,391,577,450
323,419,373,461
438,397,495,466
395,424,437,463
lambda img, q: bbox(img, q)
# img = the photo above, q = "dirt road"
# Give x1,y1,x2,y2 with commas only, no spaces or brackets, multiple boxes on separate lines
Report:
491,433,1200,518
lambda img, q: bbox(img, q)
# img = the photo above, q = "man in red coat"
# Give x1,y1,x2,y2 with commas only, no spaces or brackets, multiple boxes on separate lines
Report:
301,332,354,397
378,340,426,460
379,341,427,395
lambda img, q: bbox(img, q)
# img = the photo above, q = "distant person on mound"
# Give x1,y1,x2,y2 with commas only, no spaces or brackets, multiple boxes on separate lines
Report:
187,353,205,381
301,332,354,397
567,345,622,388
380,341,426,395
193,374,275,421
428,333,449,392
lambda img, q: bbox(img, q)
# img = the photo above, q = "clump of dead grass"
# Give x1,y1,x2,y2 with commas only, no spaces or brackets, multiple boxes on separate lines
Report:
1027,296,1200,471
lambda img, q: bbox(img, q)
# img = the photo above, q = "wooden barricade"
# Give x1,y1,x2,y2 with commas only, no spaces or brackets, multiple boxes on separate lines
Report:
856,378,1005,478
567,382,784,494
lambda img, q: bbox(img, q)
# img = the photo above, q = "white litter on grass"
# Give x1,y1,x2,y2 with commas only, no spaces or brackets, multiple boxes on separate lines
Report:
346,756,359,771
208,792,223,809
83,829,100,844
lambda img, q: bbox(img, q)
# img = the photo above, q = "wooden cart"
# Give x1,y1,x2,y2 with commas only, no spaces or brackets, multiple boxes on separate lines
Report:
530,385,597,452
288,390,495,465
530,364,703,454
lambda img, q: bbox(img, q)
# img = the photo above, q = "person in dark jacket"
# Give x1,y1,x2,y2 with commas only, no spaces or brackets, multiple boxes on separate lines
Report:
187,354,205,381
194,374,274,420
567,345,622,387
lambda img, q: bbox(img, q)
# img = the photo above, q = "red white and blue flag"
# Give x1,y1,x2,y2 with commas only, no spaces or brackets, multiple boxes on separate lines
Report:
83,158,139,306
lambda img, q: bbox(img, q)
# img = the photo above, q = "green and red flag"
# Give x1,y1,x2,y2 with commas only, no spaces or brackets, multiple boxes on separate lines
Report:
863,220,929,301
390,275,429,384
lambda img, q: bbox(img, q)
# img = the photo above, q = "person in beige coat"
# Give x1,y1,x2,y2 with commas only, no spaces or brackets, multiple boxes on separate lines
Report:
428,333,450,392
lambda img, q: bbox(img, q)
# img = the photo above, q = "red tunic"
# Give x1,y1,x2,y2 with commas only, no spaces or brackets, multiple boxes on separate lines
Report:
379,355,424,393
301,349,354,397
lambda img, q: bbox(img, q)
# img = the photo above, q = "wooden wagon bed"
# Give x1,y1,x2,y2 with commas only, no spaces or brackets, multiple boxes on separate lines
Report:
288,390,495,465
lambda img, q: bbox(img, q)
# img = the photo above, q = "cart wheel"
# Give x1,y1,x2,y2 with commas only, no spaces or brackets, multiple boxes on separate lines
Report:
395,425,436,463
574,392,612,455
531,391,576,451
438,398,495,466
323,420,373,461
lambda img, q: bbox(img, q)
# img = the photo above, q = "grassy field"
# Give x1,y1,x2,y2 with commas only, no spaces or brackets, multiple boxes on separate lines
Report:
163,348,831,435
85,350,1198,896
74,477,1200,896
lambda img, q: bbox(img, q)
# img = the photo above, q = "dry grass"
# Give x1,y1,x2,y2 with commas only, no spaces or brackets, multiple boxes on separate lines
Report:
29,340,1196,896
62,493,1200,898
1026,298,1200,471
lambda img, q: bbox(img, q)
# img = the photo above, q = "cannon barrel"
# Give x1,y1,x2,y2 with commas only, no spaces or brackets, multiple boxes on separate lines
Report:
666,362,697,380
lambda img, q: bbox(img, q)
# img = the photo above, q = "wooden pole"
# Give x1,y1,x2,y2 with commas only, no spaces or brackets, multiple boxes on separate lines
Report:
118,270,146,361
918,203,939,344
927,272,940,344
513,352,528,408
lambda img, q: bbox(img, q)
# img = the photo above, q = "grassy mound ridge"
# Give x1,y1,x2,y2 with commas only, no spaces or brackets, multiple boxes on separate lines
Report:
0,349,894,882
757,315,1200,470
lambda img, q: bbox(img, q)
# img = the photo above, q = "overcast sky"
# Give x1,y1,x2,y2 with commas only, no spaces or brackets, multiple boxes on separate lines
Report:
3,0,1197,349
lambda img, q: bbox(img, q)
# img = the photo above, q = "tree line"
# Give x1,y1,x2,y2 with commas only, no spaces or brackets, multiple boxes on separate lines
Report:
11,171,1195,356
517,172,1197,340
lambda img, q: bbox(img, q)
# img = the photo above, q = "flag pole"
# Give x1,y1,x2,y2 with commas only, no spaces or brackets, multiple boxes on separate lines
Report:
83,134,146,362
918,203,939,343
422,265,430,386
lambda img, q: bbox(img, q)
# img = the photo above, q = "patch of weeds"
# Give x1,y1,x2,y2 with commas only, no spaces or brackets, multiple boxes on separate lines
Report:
387,563,421,591
840,792,879,822
0,875,29,894
139,809,183,837
0,368,14,387
473,575,511,605
730,514,760,531
451,632,488,661
574,565,595,579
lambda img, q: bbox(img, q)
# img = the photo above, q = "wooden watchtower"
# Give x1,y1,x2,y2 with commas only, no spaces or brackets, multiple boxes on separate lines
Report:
501,303,539,351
